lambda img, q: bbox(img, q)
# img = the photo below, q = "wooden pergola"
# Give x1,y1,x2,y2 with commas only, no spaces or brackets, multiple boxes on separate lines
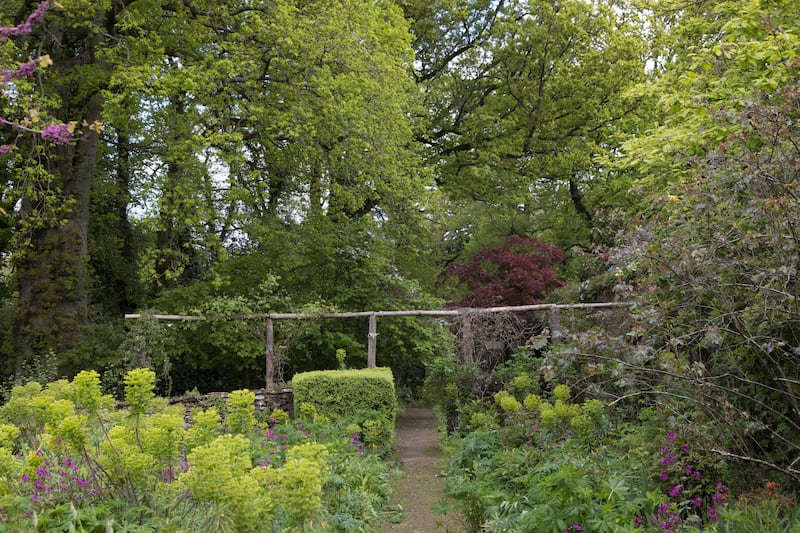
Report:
126,301,632,390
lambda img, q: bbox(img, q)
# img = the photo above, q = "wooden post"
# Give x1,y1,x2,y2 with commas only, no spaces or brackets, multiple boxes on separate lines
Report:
462,312,474,364
265,317,275,390
367,313,377,368
550,306,562,343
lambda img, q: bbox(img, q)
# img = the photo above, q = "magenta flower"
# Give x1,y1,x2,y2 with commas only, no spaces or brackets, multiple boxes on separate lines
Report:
41,123,75,143
666,432,676,441
1,60,38,82
0,1,52,40
668,484,683,498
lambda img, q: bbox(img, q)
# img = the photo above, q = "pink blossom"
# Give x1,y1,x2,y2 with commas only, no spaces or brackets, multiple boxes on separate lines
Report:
1,60,38,83
41,123,75,143
0,1,52,40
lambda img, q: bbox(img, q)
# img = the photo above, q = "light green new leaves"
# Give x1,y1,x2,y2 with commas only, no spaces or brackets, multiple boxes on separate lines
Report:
124,368,156,417
225,389,256,435
623,0,800,187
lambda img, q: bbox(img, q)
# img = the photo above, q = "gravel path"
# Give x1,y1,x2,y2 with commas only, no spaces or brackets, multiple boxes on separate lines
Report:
385,408,463,532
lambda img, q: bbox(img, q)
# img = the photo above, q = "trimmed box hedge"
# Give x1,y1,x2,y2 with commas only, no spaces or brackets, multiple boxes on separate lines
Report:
292,367,396,425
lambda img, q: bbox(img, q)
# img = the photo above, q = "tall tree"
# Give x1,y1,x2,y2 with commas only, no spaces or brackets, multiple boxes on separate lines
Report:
2,0,115,366
416,0,652,257
623,0,800,190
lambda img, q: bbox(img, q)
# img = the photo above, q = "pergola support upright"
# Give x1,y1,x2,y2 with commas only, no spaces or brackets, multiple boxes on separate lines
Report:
367,313,377,368
265,317,275,390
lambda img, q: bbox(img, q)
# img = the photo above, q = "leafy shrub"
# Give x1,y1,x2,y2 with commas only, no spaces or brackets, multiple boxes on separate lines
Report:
437,235,565,307
0,369,399,531
268,407,290,426
225,389,257,434
293,367,397,429
437,369,800,533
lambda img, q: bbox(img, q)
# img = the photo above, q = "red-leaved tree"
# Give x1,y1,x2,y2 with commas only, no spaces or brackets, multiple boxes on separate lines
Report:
439,236,565,307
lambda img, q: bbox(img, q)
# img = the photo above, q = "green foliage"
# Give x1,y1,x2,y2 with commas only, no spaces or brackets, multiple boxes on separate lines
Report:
336,349,347,370
297,401,319,422
279,454,326,528
439,381,795,533
0,423,19,448
115,315,172,396
712,485,800,533
185,406,222,452
225,389,256,435
624,0,800,189
424,0,651,255
293,368,397,429
180,434,256,519
150,273,289,392
268,408,290,426
604,62,800,486
123,368,155,417
494,391,522,414
0,370,398,531
72,370,104,412
423,355,490,433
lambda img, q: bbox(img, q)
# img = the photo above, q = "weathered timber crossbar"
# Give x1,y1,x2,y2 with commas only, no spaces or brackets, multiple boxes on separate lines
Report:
125,302,633,389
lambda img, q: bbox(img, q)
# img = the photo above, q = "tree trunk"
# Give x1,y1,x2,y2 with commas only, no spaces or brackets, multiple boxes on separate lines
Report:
14,99,102,363
12,12,106,365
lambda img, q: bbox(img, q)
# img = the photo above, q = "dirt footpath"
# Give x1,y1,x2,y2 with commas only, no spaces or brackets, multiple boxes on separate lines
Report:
386,408,463,532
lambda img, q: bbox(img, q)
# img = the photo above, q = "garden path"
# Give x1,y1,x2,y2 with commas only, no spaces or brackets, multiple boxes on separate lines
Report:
386,407,462,532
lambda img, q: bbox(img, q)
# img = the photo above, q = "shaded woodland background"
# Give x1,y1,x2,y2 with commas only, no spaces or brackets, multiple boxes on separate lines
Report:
2,0,799,485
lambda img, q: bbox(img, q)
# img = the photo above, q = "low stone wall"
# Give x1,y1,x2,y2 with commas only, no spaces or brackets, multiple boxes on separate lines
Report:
168,388,294,423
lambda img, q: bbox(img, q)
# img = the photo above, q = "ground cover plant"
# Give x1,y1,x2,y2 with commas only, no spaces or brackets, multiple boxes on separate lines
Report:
0,368,397,532
427,352,800,533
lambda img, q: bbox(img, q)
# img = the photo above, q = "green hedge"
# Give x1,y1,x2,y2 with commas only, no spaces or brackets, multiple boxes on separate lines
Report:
292,367,396,425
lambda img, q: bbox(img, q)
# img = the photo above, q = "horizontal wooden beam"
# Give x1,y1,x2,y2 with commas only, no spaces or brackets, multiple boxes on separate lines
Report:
124,301,633,322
